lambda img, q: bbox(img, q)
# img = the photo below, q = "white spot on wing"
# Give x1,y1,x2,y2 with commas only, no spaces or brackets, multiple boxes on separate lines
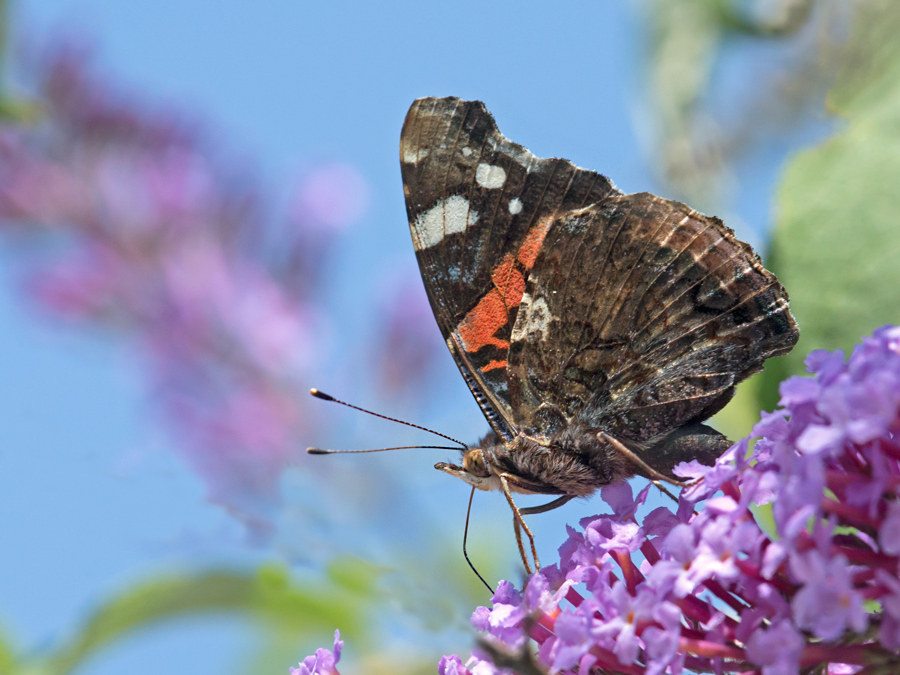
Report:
475,163,507,189
461,147,473,157
412,196,479,250
402,148,430,164
511,293,551,342
508,198,523,215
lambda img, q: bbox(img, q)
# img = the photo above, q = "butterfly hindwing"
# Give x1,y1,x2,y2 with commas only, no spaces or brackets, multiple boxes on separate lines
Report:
506,192,798,444
400,97,617,440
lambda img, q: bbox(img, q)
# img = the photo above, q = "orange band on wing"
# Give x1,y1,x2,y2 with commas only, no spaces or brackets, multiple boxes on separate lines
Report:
457,288,512,352
491,253,526,307
480,359,508,373
516,217,553,269
457,220,553,355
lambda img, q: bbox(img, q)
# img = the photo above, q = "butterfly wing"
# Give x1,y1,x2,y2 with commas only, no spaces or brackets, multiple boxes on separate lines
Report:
400,97,617,440
505,192,798,446
401,96,798,453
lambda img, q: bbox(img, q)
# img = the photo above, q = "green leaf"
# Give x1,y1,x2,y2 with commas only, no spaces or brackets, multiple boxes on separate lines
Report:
763,0,900,398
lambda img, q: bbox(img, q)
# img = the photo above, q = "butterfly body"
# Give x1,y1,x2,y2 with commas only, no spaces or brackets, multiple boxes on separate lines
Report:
399,97,798,562
440,428,629,497
441,415,734,499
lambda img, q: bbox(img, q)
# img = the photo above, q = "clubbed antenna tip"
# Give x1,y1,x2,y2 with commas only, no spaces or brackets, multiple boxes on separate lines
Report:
305,387,466,448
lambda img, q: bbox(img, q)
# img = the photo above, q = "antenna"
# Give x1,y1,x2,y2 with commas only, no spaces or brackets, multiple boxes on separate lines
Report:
307,445,462,455
308,388,492,593
308,388,467,449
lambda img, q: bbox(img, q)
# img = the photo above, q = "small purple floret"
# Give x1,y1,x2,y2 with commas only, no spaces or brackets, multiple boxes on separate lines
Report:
290,630,343,675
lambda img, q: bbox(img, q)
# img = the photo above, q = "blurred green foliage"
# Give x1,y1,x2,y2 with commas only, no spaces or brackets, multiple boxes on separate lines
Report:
0,540,506,675
764,0,900,405
646,0,900,436
643,0,819,211
0,561,380,675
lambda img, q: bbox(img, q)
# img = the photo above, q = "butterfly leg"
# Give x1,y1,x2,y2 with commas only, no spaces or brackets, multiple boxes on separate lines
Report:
498,473,540,573
599,432,685,487
520,494,574,516
512,518,531,574
511,496,575,567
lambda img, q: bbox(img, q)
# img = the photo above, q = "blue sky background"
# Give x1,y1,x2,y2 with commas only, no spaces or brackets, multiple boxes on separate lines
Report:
0,2,828,673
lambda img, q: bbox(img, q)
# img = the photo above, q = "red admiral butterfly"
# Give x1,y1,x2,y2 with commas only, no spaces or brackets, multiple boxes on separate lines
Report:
397,97,798,572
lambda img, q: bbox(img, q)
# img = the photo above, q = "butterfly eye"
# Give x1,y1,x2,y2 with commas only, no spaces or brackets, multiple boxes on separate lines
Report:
463,448,490,478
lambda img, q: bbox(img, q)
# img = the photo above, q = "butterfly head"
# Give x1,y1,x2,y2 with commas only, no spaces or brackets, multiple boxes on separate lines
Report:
435,446,500,492
434,431,562,495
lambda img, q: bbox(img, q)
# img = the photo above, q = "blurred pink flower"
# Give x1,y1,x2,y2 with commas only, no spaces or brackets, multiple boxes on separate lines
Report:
291,163,369,233
0,41,369,525
371,266,446,395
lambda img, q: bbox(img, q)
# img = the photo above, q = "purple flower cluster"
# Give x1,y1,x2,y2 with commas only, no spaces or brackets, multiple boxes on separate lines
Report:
440,327,900,675
0,42,368,523
291,630,343,675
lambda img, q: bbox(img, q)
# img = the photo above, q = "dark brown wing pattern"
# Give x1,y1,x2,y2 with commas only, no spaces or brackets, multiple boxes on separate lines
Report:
400,97,617,440
506,193,798,445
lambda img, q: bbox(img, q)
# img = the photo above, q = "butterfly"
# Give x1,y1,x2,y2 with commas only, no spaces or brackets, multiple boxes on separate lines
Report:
398,97,798,573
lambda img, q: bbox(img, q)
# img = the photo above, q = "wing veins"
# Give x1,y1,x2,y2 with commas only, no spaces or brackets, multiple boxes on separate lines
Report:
625,217,720,338
547,172,595,397
634,239,745,340
569,196,634,368
593,203,684,340
641,278,781,364
631,231,734,337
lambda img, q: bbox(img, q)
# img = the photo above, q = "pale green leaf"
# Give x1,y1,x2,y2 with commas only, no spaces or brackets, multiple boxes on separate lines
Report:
762,0,900,404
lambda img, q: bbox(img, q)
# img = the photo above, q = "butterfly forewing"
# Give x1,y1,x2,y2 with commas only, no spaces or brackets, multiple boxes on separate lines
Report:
400,97,617,440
